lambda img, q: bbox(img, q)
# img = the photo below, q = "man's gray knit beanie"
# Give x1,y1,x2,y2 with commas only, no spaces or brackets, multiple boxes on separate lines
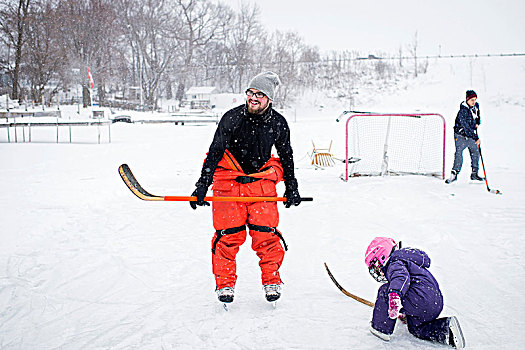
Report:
247,71,281,101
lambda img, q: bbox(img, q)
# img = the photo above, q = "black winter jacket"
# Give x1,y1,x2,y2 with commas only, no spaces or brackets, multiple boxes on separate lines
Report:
453,101,481,140
196,104,298,191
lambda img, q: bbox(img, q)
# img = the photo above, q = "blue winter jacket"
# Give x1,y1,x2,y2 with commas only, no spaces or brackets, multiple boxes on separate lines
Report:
383,248,443,311
453,101,481,141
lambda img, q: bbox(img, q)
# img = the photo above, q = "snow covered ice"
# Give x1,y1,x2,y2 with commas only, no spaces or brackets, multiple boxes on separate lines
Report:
1,56,524,349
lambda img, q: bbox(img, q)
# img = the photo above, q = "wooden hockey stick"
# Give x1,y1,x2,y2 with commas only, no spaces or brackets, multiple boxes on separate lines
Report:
475,131,501,195
324,262,375,307
119,164,314,202
478,146,502,195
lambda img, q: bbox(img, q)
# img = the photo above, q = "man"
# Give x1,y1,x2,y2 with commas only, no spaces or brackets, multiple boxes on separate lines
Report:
190,71,301,304
445,90,484,184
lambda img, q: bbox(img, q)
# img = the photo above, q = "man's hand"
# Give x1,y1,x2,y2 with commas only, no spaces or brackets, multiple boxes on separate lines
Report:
284,188,301,208
476,139,481,146
190,185,210,210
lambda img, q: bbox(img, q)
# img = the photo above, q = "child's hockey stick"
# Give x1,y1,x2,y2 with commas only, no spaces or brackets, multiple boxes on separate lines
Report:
477,146,502,195
324,262,375,307
119,164,314,202
475,130,501,195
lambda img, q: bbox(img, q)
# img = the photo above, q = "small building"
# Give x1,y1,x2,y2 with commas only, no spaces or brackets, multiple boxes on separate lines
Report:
210,93,244,111
127,87,142,101
183,86,218,109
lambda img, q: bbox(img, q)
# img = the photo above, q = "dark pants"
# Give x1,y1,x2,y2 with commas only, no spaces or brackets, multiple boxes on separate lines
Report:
371,284,450,343
452,133,480,174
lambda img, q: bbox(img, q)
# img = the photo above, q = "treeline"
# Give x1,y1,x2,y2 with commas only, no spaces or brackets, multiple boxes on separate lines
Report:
0,0,423,109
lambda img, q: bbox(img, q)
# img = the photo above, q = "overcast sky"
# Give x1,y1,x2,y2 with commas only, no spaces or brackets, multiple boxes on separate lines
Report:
221,0,525,56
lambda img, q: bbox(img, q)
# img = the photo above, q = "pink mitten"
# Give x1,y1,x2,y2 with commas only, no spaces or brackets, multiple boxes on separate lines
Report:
388,292,402,319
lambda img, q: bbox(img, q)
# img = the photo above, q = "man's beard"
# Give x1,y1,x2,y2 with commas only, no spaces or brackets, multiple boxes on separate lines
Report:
247,99,269,115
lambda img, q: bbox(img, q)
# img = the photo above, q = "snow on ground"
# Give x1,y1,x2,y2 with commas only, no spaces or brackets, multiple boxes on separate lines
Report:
1,56,524,349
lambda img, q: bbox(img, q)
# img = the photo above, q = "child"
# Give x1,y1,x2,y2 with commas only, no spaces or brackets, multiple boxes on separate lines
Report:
445,89,483,184
365,237,465,349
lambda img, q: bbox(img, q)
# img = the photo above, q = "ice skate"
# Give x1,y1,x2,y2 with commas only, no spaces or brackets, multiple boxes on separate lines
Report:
445,170,457,184
216,287,234,303
470,172,484,181
447,316,465,349
369,326,391,341
263,284,281,302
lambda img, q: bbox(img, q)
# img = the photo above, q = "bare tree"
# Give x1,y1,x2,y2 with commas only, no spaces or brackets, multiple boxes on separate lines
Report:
55,0,121,106
223,2,262,92
115,0,180,109
197,39,233,91
24,0,68,103
269,30,306,106
0,0,32,100
173,0,231,101
297,45,321,90
0,0,429,111
407,31,418,77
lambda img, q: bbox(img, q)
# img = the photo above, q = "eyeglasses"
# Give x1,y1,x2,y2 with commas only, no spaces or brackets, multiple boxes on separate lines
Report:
246,90,266,99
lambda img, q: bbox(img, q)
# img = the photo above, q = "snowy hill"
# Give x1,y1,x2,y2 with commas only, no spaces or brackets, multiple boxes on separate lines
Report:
0,56,524,349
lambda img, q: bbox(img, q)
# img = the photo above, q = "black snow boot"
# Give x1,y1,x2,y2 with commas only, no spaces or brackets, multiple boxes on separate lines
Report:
445,170,457,184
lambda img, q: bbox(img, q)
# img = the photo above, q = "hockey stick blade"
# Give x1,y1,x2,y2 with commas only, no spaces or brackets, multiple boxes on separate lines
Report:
489,188,502,195
119,164,314,202
324,262,375,307
119,163,164,200
333,157,361,164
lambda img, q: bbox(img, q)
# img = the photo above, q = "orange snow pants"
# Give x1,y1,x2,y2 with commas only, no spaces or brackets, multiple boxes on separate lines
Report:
211,150,286,290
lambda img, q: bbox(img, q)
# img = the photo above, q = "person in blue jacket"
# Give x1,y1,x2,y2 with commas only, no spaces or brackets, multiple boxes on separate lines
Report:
365,237,465,348
445,90,484,183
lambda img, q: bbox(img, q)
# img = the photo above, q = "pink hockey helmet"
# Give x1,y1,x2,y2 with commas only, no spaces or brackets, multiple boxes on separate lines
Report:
365,237,397,282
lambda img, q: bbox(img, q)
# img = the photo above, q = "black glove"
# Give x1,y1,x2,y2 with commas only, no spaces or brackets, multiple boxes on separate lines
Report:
190,185,210,210
284,188,301,208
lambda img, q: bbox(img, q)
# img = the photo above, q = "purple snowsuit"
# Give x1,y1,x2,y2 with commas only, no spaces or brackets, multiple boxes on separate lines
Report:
371,248,450,343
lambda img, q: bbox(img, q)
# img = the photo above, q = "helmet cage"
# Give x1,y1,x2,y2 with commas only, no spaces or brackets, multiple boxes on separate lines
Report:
368,257,387,283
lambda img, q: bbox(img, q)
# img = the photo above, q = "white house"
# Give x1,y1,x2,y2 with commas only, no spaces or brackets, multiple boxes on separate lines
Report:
183,86,218,109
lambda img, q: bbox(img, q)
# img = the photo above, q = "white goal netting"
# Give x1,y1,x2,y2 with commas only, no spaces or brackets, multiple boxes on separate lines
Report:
343,113,445,181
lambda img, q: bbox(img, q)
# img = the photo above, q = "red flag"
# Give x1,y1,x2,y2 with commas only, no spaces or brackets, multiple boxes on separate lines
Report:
87,68,94,89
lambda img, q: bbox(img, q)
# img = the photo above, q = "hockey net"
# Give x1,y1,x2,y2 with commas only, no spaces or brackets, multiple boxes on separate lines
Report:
343,113,445,181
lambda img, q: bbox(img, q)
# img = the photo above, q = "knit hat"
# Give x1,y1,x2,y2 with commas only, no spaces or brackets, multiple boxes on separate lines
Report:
466,90,477,101
247,71,281,101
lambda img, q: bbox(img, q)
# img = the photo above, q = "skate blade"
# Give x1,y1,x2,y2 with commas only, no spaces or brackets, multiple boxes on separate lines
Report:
449,316,465,349
370,326,391,341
